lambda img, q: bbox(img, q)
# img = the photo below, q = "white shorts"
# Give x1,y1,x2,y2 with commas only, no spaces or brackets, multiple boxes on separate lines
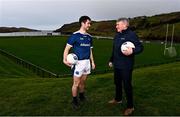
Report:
72,59,91,77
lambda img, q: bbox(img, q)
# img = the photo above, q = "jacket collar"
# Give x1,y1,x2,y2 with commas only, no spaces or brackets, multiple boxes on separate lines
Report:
118,27,130,34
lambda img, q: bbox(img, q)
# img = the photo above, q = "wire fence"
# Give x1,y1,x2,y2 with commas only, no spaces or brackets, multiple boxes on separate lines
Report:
0,31,61,37
0,48,180,78
0,49,58,78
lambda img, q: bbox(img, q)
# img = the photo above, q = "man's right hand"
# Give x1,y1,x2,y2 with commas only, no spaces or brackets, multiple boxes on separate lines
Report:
63,44,72,67
109,62,113,68
63,59,72,67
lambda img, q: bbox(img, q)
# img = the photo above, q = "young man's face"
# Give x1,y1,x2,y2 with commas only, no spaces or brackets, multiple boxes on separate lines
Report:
82,19,91,30
116,21,127,32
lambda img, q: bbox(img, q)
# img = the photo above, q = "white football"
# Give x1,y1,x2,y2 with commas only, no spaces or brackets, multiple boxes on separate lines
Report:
67,53,78,64
121,41,135,52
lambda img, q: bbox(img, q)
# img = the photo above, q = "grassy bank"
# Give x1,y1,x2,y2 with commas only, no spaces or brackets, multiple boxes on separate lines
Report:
0,62,179,115
0,54,38,78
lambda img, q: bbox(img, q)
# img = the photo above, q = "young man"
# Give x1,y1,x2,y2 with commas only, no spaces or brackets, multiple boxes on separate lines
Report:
108,18,143,115
63,16,95,110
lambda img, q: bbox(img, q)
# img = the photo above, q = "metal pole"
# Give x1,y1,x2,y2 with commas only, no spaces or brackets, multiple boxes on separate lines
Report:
170,24,175,48
164,24,169,55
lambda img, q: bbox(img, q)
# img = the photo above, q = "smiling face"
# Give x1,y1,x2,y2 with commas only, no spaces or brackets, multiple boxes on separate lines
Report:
81,19,91,31
116,20,128,32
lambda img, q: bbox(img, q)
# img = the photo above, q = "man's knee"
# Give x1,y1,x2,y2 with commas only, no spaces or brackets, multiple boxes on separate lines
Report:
73,80,80,88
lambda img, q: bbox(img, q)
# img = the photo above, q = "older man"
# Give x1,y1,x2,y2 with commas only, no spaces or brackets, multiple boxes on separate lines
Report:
108,18,143,115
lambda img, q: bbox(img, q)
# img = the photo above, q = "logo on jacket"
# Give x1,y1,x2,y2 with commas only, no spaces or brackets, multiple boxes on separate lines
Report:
80,37,84,40
121,38,125,40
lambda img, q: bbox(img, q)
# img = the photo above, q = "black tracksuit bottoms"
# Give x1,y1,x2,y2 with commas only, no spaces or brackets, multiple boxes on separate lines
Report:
114,68,133,108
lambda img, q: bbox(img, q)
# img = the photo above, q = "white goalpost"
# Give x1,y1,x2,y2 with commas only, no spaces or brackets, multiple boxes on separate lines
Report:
164,24,177,57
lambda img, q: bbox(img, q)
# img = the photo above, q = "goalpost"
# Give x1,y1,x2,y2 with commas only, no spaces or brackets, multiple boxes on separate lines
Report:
164,24,177,57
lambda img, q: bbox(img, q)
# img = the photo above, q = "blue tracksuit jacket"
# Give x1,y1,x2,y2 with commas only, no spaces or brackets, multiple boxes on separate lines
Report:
109,28,143,70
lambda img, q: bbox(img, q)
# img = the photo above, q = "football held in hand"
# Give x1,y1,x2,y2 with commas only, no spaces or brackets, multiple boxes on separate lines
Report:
67,53,78,65
121,41,135,52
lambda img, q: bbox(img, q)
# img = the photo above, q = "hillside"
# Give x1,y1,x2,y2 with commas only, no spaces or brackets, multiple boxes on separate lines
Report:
0,62,179,115
54,12,180,42
0,54,38,78
0,27,39,33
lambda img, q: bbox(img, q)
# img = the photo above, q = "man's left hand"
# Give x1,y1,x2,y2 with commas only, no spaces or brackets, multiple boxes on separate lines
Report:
91,62,96,70
122,47,133,56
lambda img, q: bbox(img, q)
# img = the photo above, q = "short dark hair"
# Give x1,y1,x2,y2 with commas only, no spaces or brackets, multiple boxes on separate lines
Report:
79,16,91,26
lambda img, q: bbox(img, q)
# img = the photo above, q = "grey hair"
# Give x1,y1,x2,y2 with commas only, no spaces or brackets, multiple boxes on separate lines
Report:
117,18,129,27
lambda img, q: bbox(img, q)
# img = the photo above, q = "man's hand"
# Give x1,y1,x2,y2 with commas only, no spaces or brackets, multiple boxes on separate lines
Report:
109,62,113,68
91,62,96,70
63,44,72,67
122,47,133,56
63,58,72,67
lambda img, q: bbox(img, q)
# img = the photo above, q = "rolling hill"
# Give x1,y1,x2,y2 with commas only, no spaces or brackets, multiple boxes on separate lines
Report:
0,27,39,33
54,11,180,42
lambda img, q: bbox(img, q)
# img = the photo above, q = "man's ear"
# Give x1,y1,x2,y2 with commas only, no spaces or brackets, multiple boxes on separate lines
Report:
82,21,86,25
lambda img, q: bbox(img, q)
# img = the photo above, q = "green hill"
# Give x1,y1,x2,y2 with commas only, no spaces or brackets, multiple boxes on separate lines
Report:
0,62,179,115
0,27,39,33
55,11,180,42
0,54,38,78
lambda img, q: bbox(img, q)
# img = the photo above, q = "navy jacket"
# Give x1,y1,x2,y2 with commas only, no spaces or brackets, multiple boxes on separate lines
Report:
109,28,143,70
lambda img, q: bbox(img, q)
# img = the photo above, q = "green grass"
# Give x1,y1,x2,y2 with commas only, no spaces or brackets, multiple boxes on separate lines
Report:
0,54,38,78
0,36,180,75
0,62,179,115
0,36,68,74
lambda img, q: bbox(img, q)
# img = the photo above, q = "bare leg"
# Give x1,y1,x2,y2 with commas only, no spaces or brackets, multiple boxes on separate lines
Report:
72,76,81,97
79,74,87,93
71,76,81,109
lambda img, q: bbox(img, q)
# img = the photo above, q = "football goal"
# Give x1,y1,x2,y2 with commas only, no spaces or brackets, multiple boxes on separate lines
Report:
164,24,177,57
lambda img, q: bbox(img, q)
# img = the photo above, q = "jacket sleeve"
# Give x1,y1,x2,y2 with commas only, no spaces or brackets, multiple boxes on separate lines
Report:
109,40,114,63
131,32,144,55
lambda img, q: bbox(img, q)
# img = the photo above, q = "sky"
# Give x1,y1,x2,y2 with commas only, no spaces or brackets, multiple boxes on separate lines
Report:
0,0,180,30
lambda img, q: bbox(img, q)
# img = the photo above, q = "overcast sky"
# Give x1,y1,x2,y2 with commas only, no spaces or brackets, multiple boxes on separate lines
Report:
0,0,180,30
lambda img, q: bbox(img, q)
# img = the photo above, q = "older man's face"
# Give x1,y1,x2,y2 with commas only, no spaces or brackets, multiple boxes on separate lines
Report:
116,21,127,32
